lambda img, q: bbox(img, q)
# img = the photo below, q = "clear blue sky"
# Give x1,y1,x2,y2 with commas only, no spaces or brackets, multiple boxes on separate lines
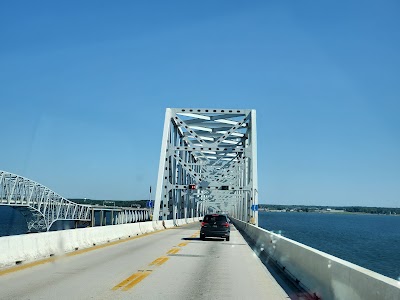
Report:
1,1,399,207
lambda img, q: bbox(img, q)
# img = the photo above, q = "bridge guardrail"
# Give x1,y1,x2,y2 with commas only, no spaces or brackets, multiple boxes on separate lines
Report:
0,218,195,270
231,218,400,300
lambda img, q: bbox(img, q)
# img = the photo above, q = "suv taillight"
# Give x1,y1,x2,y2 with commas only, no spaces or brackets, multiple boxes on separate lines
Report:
201,222,206,227
223,222,230,228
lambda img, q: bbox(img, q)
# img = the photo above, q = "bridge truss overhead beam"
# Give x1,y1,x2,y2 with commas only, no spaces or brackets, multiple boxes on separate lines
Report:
153,108,258,225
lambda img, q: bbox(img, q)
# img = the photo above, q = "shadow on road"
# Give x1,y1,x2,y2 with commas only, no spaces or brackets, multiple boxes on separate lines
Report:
181,237,201,241
182,237,226,242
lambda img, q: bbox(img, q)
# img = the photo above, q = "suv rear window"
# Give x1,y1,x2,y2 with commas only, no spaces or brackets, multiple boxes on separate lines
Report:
203,215,227,223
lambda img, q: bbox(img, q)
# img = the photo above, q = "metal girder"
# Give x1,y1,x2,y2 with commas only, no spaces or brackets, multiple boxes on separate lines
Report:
114,209,149,224
0,170,92,232
153,108,258,225
0,171,152,231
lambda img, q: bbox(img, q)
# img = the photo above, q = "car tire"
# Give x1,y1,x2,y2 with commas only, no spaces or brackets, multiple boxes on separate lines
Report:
226,236,230,241
200,234,205,240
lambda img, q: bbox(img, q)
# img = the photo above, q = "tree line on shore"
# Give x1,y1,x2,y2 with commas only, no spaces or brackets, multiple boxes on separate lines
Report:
70,198,148,208
259,204,399,215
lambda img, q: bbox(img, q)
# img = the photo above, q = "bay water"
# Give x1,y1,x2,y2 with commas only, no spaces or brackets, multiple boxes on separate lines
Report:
258,211,400,280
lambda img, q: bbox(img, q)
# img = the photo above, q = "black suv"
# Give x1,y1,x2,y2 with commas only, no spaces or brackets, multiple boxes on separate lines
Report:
200,214,230,241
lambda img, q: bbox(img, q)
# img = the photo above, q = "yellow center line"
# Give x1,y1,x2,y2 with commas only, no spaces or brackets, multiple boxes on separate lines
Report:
149,256,169,266
167,248,180,255
111,231,197,292
155,257,169,266
112,273,142,290
122,271,152,291
149,257,162,266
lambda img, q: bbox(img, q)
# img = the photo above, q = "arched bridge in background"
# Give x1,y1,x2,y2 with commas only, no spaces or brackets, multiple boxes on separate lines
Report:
0,170,150,232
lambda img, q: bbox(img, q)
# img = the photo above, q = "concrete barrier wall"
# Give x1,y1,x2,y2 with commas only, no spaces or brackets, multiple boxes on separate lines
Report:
232,218,400,300
164,220,175,228
0,218,194,269
175,219,185,226
139,221,155,234
152,220,164,231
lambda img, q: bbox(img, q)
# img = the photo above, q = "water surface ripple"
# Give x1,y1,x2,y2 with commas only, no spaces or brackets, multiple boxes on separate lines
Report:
258,211,400,280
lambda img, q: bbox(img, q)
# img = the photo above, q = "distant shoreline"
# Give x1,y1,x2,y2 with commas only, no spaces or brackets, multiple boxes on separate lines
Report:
260,209,399,216
259,204,399,216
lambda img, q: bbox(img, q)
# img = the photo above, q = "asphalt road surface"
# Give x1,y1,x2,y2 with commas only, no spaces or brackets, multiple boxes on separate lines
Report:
0,222,289,299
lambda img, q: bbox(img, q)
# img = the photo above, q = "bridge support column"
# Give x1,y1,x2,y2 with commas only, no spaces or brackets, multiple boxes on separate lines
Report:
91,208,95,227
250,110,258,226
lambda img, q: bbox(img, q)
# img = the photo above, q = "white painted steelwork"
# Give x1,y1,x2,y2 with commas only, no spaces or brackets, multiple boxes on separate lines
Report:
113,209,149,225
153,108,258,225
0,170,92,232
0,170,150,232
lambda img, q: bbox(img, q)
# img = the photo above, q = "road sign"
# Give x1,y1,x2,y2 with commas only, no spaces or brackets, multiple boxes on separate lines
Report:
147,200,153,208
251,204,258,211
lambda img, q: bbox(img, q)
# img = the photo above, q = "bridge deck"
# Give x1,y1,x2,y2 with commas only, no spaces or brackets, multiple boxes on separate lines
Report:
0,223,289,299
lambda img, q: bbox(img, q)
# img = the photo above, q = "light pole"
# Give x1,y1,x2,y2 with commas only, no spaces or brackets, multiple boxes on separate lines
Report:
149,186,153,220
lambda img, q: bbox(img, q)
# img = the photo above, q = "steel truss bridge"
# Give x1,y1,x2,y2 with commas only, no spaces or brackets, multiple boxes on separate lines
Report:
1,107,257,231
153,108,258,225
0,170,150,232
